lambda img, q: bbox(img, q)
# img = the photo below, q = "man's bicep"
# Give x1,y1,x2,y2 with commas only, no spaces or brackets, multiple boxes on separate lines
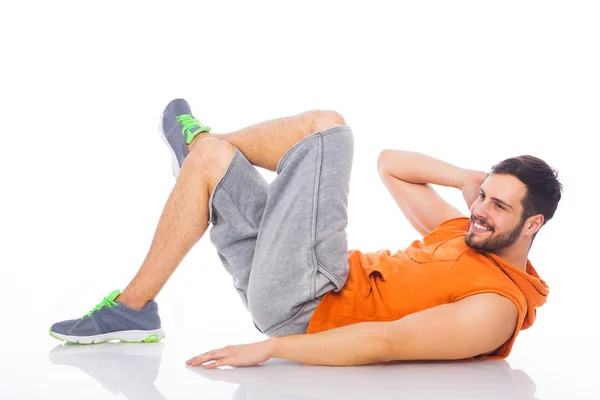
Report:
383,294,519,361
378,172,464,236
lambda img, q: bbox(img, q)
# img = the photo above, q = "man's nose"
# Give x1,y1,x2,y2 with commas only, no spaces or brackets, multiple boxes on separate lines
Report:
472,201,490,219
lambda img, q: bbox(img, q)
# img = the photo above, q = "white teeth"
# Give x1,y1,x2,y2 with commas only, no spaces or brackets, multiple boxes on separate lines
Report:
474,222,489,231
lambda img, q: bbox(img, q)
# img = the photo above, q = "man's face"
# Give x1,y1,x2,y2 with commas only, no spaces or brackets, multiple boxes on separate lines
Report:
465,174,528,252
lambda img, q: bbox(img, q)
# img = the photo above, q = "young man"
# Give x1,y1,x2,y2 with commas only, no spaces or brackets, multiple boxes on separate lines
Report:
50,100,562,368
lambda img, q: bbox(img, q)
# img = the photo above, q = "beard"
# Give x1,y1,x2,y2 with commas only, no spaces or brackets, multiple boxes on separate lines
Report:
465,215,525,252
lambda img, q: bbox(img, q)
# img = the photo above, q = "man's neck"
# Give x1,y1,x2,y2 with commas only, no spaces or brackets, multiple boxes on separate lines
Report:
493,245,529,271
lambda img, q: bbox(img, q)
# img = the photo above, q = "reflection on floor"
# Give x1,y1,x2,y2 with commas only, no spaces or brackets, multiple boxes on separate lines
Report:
49,342,167,400
48,341,538,400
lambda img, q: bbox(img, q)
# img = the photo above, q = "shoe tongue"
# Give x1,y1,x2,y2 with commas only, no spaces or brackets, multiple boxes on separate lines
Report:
107,290,121,302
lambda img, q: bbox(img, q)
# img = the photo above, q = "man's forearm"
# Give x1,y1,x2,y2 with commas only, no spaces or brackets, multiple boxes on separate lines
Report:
270,322,391,366
377,150,471,189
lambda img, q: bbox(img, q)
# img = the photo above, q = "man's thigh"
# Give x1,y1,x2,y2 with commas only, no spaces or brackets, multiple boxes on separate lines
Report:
247,126,354,336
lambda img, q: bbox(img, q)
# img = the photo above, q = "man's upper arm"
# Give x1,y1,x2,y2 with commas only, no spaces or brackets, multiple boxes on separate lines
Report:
381,293,519,361
378,171,464,236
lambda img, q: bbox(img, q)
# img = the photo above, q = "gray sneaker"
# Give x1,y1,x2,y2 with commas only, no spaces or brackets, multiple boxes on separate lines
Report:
160,98,211,178
49,290,165,344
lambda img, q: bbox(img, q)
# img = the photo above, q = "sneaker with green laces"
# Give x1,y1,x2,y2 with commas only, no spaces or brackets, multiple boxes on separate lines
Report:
49,290,165,344
159,98,211,178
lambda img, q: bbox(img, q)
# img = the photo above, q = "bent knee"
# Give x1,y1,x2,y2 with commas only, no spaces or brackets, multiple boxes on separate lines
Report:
186,137,235,170
305,110,346,136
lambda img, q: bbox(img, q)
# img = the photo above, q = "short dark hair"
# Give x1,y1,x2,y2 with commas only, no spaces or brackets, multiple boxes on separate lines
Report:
490,155,562,229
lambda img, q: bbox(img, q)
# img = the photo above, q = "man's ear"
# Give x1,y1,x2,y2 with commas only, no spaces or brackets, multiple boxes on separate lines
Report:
526,214,544,236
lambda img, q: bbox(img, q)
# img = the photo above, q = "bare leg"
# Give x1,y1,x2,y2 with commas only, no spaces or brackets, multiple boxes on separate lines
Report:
187,110,346,171
116,138,233,309
117,110,346,309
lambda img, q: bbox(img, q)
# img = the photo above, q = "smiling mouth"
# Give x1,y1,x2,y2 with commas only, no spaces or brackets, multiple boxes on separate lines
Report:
470,219,492,233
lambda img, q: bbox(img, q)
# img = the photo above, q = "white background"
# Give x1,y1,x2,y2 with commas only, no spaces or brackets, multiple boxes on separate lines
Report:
1,1,598,399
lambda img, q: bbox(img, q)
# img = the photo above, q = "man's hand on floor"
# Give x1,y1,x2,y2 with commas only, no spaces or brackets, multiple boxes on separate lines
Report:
186,339,274,368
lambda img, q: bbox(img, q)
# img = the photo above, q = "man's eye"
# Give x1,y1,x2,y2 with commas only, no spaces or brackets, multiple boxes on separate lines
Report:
495,203,504,210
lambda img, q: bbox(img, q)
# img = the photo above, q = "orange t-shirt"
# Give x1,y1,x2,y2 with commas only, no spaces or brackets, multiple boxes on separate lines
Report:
306,217,549,359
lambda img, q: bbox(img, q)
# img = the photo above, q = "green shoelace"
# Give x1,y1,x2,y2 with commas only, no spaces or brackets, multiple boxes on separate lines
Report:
176,114,211,144
82,293,118,319
176,114,201,135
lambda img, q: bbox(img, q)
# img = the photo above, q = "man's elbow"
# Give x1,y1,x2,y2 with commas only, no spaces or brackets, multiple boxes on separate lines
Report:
377,321,414,362
377,149,405,176
377,149,391,175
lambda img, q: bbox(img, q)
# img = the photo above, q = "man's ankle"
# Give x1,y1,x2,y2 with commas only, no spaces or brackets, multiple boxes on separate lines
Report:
115,294,147,311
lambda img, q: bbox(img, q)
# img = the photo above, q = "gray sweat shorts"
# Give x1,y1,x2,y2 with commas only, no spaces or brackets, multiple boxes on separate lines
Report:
207,125,354,337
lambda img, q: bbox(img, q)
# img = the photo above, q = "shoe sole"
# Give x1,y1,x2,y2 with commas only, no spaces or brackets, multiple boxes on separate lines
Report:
49,328,166,344
158,112,181,179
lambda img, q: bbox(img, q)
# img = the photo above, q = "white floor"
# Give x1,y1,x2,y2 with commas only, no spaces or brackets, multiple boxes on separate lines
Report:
3,257,600,399
4,229,600,399
2,1,599,399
